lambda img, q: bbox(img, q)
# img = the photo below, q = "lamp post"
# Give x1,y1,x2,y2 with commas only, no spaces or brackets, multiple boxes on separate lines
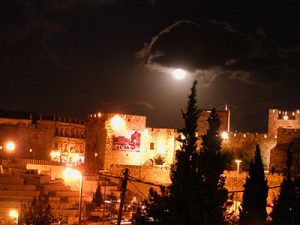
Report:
234,159,242,216
9,209,18,224
63,168,83,225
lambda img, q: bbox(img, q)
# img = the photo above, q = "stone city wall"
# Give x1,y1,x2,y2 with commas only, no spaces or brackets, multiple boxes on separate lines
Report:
109,165,284,204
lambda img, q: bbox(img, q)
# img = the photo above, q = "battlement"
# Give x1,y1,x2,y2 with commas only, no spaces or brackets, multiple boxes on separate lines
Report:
268,109,300,136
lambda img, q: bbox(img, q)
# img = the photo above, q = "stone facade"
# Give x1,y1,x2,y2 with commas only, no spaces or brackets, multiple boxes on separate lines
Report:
86,113,180,170
222,132,277,169
269,128,300,173
268,109,300,136
197,110,230,134
0,111,85,164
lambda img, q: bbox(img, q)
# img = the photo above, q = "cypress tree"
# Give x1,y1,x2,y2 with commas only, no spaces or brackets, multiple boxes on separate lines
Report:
22,188,60,225
270,142,300,225
92,182,103,207
198,109,228,225
239,145,268,225
168,80,201,225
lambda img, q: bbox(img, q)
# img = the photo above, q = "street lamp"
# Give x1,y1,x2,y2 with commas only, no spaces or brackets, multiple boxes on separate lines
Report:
9,209,18,224
234,159,242,216
63,168,83,225
6,141,16,152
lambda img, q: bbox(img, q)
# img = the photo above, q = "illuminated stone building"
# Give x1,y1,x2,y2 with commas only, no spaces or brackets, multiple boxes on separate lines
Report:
268,109,300,136
86,113,179,170
0,111,85,164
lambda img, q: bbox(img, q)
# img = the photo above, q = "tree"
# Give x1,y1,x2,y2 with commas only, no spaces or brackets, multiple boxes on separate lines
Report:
239,145,268,225
168,80,201,225
197,109,228,225
92,182,103,207
21,188,60,225
270,142,300,225
133,80,228,225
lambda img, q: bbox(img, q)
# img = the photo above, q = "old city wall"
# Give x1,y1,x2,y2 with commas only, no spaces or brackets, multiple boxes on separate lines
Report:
101,114,147,170
109,165,283,203
197,111,230,134
0,117,86,161
270,128,300,172
0,118,55,159
87,113,180,170
268,109,300,136
222,132,277,169
143,128,179,166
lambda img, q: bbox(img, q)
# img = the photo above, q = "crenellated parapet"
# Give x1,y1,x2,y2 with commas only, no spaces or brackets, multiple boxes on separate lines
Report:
268,109,300,136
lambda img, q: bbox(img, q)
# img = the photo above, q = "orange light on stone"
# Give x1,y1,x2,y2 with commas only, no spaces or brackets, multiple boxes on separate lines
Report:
6,141,16,152
110,115,126,131
221,131,229,140
63,167,82,182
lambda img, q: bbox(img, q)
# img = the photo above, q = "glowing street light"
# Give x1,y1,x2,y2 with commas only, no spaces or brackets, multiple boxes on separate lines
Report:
221,131,229,140
6,141,16,152
172,68,187,80
63,168,83,225
9,209,18,224
110,115,126,131
234,159,242,216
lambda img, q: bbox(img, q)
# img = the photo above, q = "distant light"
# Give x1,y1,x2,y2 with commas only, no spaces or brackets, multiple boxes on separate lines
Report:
221,131,229,140
283,115,289,120
63,167,82,181
110,115,126,131
6,141,16,152
9,209,18,223
172,68,187,80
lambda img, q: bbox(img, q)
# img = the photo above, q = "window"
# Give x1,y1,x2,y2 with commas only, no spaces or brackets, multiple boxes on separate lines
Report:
150,142,155,150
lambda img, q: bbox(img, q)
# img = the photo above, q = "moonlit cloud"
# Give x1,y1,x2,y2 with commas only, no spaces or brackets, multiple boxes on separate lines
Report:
135,20,199,63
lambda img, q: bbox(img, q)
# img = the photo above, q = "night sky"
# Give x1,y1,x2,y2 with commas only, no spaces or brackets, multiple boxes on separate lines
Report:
1,0,299,132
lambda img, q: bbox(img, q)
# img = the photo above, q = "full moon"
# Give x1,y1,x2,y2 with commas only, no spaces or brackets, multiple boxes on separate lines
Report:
172,68,187,80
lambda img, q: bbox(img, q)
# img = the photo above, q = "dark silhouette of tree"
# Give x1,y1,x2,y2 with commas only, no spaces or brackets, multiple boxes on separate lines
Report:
270,142,300,225
21,188,60,225
198,108,228,225
92,182,103,207
239,145,268,225
133,81,228,225
168,80,201,225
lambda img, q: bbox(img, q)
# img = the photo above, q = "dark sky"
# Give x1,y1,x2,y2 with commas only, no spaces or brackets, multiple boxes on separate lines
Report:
1,0,299,132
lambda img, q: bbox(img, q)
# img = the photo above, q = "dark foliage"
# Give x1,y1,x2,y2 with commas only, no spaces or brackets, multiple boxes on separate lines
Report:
21,188,60,225
197,109,228,225
239,145,268,225
270,143,300,225
92,182,103,207
133,80,229,225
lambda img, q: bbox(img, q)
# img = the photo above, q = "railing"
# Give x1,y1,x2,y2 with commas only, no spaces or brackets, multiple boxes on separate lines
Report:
14,159,62,166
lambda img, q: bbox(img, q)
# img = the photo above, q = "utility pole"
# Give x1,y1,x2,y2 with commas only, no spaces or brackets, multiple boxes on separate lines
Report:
117,168,129,225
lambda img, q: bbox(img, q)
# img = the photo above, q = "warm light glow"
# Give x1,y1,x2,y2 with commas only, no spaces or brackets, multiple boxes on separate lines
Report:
6,141,16,152
110,115,126,130
283,115,289,120
63,167,82,181
235,159,242,164
50,151,60,158
172,68,187,80
157,144,166,154
221,131,229,140
9,209,18,222
143,129,149,137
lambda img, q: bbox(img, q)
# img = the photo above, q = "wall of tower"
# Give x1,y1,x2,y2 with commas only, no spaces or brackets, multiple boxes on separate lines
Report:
86,113,180,170
268,109,300,136
222,132,277,169
197,110,230,134
269,128,300,173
